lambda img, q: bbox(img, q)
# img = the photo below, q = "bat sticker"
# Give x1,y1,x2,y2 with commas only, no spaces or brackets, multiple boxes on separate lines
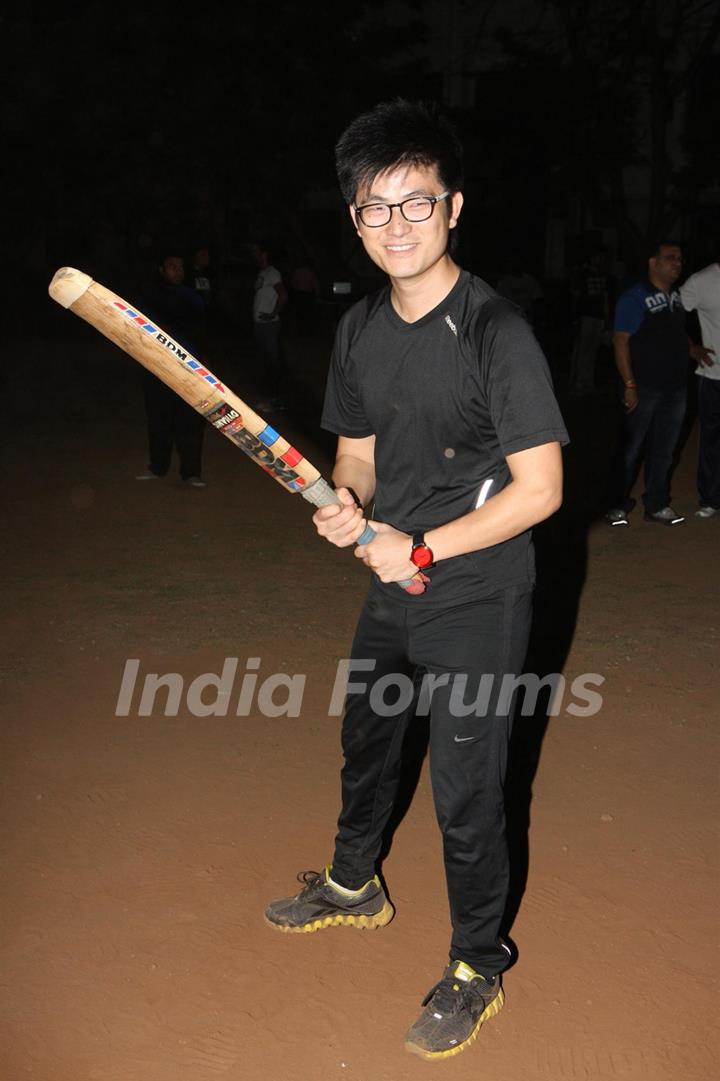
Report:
114,301,226,393
49,267,427,594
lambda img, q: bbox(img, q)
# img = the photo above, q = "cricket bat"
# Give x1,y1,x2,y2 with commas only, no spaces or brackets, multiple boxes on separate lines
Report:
48,268,427,595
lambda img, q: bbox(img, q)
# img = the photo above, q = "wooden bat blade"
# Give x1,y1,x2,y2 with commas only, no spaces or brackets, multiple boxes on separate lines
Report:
48,267,427,595
48,266,320,495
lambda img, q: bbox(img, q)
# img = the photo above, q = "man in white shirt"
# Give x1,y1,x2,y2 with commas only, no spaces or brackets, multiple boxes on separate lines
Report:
252,242,288,409
680,262,720,516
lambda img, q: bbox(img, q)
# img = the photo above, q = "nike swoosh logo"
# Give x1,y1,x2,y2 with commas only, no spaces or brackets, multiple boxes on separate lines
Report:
454,735,475,743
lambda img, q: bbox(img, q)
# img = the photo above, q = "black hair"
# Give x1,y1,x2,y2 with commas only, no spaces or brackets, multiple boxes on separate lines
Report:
646,239,682,262
156,243,184,265
335,98,464,206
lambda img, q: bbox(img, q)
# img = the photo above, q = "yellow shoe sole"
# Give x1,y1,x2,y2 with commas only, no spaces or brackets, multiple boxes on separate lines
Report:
404,987,504,1060
264,898,394,933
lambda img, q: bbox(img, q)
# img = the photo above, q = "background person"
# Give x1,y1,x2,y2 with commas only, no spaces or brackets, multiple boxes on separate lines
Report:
252,242,288,410
136,251,207,487
568,249,609,397
680,260,720,517
605,241,709,526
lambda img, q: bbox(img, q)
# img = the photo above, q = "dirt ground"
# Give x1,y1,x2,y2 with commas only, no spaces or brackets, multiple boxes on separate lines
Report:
1,325,718,1081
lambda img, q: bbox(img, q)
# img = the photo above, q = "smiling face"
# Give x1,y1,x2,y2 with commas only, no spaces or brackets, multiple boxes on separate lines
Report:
350,162,463,289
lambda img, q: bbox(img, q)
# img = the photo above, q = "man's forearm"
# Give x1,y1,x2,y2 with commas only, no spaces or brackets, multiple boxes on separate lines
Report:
356,442,562,584
332,454,376,508
613,334,635,383
425,478,561,562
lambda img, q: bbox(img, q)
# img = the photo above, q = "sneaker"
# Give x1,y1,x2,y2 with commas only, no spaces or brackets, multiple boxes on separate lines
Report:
184,476,206,488
696,505,719,518
264,867,394,933
136,471,161,481
405,961,504,1060
604,508,629,526
643,506,684,525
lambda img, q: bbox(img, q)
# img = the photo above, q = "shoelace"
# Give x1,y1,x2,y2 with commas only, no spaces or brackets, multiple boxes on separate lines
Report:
296,869,323,894
422,973,490,1015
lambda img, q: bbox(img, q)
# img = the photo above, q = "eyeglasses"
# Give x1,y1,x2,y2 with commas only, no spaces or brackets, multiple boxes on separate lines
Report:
354,192,450,228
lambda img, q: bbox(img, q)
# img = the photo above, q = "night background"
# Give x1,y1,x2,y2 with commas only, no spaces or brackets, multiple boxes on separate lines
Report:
5,0,720,331
1,3,718,1080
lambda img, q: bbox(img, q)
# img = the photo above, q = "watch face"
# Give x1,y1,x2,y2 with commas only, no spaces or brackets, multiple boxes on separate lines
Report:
411,544,434,569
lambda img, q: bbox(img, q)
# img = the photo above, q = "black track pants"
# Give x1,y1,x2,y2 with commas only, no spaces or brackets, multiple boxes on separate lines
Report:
331,583,533,977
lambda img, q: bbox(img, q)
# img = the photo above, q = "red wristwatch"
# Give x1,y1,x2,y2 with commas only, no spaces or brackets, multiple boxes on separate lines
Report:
410,531,435,570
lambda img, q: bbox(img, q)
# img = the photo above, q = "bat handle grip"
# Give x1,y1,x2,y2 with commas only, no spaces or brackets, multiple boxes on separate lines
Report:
356,523,428,595
301,477,427,595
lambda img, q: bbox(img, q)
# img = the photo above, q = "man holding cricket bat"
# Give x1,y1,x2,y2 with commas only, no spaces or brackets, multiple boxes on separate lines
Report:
265,99,568,1061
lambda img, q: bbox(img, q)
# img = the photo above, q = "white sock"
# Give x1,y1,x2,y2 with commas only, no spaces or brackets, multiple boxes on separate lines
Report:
327,870,369,897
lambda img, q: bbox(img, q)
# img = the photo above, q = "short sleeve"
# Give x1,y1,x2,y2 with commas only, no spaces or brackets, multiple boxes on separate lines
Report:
321,317,374,438
479,304,569,458
614,289,645,334
679,277,697,312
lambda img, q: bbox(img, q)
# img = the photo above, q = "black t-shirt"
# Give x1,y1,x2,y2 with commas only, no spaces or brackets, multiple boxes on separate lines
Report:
321,270,569,607
142,281,206,357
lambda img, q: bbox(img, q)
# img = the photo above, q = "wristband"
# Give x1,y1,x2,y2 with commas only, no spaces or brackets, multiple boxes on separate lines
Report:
624,382,637,389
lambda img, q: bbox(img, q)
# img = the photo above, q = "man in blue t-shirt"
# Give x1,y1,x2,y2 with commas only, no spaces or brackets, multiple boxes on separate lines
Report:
605,241,710,526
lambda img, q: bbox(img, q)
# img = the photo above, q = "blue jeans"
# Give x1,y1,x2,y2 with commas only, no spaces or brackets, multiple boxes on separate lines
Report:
610,384,687,514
